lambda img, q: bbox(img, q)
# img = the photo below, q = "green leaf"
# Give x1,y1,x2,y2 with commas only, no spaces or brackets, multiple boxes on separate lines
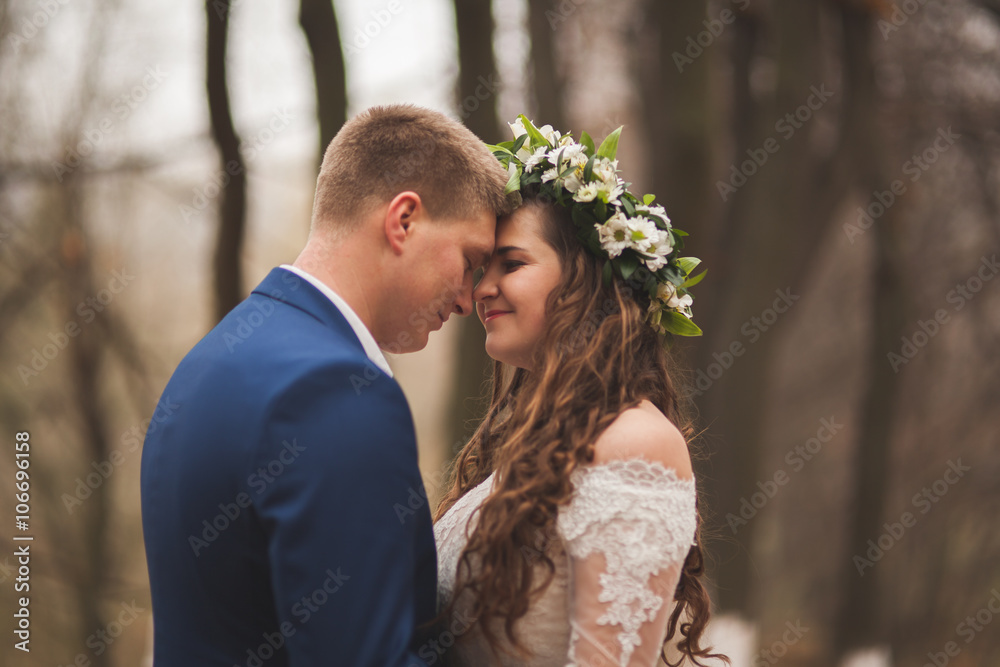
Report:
597,125,623,160
672,228,689,237
522,170,542,186
594,199,607,220
681,270,706,289
503,165,521,195
518,114,551,149
572,205,597,226
580,131,596,155
583,153,597,183
511,133,528,156
619,253,639,280
602,260,613,286
621,197,636,217
662,311,703,337
676,257,702,276
485,143,513,156
643,193,655,206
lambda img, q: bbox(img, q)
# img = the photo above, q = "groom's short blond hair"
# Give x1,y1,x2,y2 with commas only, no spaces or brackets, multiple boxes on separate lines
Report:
311,104,511,234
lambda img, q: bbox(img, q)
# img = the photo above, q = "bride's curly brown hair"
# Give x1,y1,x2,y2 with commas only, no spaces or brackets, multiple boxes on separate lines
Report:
434,194,728,666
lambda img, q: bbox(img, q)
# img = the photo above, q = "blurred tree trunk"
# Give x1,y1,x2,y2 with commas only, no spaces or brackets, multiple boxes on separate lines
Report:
833,7,905,661
527,0,566,130
206,0,247,322
299,0,347,162
449,0,501,448
53,175,113,667
640,1,873,628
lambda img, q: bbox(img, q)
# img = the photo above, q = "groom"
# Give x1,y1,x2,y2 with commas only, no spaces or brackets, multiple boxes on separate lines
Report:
141,104,510,665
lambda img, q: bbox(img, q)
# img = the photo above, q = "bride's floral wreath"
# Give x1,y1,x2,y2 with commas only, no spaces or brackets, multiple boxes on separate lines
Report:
487,115,704,337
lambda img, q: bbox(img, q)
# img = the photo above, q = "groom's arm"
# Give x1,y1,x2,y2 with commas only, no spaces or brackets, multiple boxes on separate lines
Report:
254,361,432,667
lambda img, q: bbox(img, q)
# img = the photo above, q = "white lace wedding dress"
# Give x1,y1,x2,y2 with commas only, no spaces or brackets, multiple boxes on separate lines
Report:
434,458,697,667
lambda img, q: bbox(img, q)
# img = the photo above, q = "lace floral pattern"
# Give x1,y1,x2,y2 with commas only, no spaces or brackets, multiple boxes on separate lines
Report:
433,459,697,667
557,459,697,666
434,472,496,605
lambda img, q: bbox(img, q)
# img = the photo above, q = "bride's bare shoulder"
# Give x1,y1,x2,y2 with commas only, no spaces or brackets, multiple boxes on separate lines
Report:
591,400,693,480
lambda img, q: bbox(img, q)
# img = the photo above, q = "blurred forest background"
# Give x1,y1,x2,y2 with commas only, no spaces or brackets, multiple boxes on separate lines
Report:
1,0,999,665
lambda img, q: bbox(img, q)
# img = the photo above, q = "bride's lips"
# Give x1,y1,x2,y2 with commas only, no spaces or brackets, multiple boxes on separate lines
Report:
483,310,511,323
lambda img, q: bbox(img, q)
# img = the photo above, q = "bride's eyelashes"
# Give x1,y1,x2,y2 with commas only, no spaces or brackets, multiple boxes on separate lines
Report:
503,260,525,272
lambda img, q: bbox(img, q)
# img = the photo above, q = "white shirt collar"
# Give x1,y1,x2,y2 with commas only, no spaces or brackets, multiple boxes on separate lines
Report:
279,264,393,378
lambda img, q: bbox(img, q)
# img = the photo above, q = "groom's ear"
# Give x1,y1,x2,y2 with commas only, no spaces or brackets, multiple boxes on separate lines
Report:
383,191,422,255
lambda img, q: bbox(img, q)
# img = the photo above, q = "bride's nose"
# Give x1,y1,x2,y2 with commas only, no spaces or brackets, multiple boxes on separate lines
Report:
472,268,498,303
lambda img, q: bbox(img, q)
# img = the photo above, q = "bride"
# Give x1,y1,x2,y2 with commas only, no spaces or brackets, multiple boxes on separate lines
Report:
432,117,726,667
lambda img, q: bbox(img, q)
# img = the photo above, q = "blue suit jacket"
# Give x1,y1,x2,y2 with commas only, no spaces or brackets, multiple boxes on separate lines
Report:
141,267,437,666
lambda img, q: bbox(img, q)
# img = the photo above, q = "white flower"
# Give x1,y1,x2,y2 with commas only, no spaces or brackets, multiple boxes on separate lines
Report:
636,204,671,226
574,182,600,202
509,118,527,139
563,171,584,193
540,143,589,191
523,146,549,172
538,124,561,146
643,252,669,272
626,217,659,253
592,157,619,184
673,293,694,317
596,212,631,258
595,178,624,205
547,143,587,171
656,282,692,317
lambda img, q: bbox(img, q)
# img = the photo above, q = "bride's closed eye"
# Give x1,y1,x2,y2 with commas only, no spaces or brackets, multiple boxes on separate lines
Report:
503,260,525,272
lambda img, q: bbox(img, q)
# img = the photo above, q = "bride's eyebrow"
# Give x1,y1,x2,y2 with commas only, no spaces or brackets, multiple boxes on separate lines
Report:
495,245,526,256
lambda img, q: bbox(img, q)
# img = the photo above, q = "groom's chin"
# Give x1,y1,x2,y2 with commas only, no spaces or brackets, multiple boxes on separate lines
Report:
380,330,430,355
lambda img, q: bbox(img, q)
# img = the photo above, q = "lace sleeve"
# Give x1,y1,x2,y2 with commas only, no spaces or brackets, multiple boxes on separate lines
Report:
556,458,697,667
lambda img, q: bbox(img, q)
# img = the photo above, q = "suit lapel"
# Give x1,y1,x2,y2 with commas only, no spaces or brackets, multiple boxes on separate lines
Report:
250,267,365,354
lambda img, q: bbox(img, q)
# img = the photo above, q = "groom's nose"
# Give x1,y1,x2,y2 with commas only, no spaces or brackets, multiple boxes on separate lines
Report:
450,272,475,316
